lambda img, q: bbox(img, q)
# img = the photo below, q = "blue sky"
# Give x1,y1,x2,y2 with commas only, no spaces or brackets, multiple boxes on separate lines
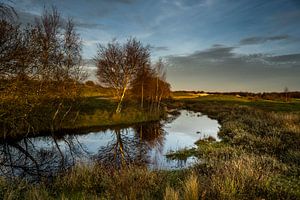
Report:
7,0,300,91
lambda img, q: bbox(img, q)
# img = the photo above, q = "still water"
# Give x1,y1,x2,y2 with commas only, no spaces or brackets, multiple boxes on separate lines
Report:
0,110,219,181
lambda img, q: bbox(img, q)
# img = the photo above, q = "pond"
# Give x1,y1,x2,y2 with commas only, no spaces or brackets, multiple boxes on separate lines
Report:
0,110,220,181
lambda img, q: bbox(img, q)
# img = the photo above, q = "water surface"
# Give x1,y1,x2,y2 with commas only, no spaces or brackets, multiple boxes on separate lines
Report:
0,110,219,181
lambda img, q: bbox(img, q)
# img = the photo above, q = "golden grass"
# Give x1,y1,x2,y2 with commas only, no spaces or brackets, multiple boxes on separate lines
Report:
183,172,200,200
164,186,179,200
172,92,209,99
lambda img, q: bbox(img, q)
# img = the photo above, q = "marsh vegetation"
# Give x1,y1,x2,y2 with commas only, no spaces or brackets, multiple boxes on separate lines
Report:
0,95,299,199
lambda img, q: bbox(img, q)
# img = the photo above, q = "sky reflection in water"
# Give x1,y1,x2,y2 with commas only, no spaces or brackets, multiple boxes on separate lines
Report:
0,110,220,181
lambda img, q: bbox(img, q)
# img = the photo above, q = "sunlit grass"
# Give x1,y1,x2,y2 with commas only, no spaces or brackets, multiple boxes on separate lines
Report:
1,95,299,199
164,185,179,200
183,172,200,200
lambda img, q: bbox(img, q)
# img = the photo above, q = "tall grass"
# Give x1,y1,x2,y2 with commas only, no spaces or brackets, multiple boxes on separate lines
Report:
164,186,179,200
183,172,200,200
0,98,299,199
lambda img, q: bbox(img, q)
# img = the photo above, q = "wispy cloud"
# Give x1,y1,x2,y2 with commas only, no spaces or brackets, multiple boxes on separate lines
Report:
239,35,291,45
16,9,107,29
168,44,300,68
150,45,169,51
75,21,106,30
167,45,300,91
82,40,101,46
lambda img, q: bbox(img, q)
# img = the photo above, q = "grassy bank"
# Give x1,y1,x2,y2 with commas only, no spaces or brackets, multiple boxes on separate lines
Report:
0,95,299,199
70,97,163,129
0,96,163,140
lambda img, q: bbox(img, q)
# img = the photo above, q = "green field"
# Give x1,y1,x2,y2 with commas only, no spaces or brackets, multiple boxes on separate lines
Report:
1,94,299,199
172,93,300,112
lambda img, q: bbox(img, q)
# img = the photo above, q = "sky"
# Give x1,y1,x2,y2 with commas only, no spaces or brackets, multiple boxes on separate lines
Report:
6,0,300,92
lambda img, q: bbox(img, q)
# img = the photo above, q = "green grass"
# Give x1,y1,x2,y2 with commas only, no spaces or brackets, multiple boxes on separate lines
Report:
63,96,163,129
1,95,300,199
173,94,300,112
0,96,163,140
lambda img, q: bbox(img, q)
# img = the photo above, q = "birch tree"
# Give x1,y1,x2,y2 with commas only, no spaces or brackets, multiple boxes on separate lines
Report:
95,38,150,113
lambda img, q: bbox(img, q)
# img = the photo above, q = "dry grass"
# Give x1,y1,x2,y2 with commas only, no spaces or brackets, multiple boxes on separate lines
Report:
172,92,209,99
208,154,286,199
183,172,200,200
164,186,179,200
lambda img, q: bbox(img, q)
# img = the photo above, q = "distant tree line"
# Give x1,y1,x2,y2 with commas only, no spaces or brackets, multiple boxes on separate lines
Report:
175,90,300,101
207,91,300,101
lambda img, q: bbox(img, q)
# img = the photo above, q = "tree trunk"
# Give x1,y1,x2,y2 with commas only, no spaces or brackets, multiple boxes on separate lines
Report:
155,77,158,103
141,82,144,109
157,93,163,111
116,86,127,113
116,130,126,164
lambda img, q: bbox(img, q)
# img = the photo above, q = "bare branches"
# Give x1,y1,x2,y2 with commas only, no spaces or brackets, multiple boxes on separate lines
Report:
95,38,151,113
0,20,20,77
0,7,86,137
131,58,171,112
63,18,84,81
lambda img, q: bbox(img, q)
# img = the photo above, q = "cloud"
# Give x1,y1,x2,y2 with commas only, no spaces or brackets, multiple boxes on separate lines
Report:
15,10,38,25
270,9,300,28
150,46,169,51
169,0,213,10
83,59,95,67
112,0,136,4
16,10,106,31
239,35,291,45
168,44,300,68
191,46,236,59
75,21,106,30
266,53,300,64
166,45,300,91
82,39,101,46
168,45,237,65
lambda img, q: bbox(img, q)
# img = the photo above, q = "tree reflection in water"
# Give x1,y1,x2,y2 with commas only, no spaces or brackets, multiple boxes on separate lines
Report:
0,135,89,182
94,122,165,168
0,122,166,181
0,110,220,181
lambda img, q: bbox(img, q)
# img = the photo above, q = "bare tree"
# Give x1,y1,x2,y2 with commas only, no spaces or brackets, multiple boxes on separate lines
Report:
154,59,170,110
131,58,171,112
0,7,86,138
63,18,83,82
32,6,62,82
284,86,289,102
95,40,123,112
125,38,150,109
131,63,154,108
95,38,150,113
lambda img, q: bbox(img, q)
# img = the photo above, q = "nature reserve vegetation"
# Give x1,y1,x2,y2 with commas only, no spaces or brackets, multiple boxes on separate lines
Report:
0,3,299,200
